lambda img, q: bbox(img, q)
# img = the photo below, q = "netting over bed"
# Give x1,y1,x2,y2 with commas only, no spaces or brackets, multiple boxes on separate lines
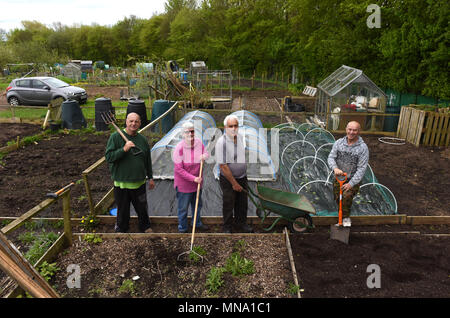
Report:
213,110,277,181
151,110,216,179
275,122,397,216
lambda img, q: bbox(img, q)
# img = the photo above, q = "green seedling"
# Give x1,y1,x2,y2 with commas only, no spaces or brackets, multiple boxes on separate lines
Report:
225,252,254,277
189,246,207,263
287,283,300,295
205,267,225,294
119,279,136,296
83,233,103,244
39,261,60,281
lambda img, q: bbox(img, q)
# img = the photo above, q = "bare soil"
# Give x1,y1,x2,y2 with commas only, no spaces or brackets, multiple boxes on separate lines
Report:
290,231,450,298
50,235,294,298
0,123,43,147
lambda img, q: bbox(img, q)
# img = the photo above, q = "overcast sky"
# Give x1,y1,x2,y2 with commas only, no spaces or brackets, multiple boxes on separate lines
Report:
0,0,168,32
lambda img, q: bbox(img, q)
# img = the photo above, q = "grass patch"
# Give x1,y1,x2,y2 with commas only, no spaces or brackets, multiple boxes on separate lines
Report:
0,107,47,119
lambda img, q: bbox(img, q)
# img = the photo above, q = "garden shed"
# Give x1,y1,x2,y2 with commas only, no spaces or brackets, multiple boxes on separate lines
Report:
315,65,387,131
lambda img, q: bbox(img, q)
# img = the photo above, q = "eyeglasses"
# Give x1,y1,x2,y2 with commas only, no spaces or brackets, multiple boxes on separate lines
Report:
185,130,195,134
227,125,239,128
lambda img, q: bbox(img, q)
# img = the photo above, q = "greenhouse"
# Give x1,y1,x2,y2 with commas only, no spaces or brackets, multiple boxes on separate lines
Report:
315,65,387,131
151,110,216,179
213,110,277,181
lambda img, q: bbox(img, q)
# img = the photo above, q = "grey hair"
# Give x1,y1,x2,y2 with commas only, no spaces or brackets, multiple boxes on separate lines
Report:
182,121,194,130
223,115,239,127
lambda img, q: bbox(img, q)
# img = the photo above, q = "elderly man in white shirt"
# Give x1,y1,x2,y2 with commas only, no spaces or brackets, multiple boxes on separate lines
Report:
215,115,253,233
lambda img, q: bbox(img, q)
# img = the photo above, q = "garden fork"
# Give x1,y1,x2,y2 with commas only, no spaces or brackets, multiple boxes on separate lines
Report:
101,111,143,156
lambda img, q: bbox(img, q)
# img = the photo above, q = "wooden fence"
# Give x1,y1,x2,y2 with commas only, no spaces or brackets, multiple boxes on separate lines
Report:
0,184,74,298
397,105,449,147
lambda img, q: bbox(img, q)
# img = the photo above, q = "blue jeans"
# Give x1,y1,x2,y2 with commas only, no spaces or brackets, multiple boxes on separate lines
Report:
176,188,204,232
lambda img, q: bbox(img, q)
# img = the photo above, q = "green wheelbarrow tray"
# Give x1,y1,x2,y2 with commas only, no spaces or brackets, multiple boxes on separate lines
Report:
246,185,316,233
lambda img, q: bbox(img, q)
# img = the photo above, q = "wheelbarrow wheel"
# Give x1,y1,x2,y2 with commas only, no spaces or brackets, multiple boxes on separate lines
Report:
289,215,313,233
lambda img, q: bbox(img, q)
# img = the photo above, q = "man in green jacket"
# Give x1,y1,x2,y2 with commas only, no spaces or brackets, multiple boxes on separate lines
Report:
105,112,155,233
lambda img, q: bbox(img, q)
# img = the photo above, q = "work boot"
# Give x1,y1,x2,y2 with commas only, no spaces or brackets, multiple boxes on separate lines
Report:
223,226,232,234
196,224,209,231
143,227,153,233
237,224,253,233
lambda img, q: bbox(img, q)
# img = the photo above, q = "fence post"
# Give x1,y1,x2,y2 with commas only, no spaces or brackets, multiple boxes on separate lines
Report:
62,190,72,246
82,173,95,216
252,70,255,89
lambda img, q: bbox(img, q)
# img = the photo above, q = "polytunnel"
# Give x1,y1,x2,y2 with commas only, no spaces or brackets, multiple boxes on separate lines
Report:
151,110,216,179
213,110,277,181
276,122,397,216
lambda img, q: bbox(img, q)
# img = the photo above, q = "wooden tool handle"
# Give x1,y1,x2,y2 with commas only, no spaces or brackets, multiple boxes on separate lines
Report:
54,182,75,196
111,121,129,143
190,159,204,248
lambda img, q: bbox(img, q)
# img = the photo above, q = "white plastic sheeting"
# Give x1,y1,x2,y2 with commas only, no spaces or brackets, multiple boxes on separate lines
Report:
151,110,216,179
213,110,277,181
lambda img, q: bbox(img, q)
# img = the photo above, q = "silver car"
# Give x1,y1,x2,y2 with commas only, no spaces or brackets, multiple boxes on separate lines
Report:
6,76,88,106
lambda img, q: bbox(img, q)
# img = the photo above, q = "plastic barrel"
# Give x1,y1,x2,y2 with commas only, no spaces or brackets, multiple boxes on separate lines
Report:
61,100,87,129
95,97,114,131
126,99,149,128
150,100,175,133
383,106,401,132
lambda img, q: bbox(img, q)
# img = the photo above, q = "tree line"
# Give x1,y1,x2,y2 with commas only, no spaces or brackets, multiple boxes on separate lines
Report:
0,0,448,98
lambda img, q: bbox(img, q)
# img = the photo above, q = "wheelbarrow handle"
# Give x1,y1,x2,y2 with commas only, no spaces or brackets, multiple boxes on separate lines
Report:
243,186,257,204
242,187,264,212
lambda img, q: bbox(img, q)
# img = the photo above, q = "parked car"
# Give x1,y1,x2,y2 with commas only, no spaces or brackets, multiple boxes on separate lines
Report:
6,76,88,106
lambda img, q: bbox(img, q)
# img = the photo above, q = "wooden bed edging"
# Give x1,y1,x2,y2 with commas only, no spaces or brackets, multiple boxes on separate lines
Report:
283,228,301,298
2,214,450,228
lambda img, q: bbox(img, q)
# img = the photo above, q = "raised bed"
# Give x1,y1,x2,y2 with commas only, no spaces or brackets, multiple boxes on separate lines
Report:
49,232,298,298
290,231,450,298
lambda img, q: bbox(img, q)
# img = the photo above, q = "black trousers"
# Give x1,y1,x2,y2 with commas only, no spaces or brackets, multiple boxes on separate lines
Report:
219,175,248,229
114,183,151,232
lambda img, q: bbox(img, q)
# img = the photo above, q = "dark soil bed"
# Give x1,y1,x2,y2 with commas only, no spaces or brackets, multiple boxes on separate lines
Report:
50,235,295,298
0,123,43,147
0,127,112,218
290,232,450,298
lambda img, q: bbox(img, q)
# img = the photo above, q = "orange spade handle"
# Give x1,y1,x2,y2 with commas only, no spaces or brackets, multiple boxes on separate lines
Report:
335,173,347,226
54,182,75,196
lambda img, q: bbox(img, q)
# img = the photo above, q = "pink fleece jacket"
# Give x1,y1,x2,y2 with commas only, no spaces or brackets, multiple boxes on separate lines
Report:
172,138,209,193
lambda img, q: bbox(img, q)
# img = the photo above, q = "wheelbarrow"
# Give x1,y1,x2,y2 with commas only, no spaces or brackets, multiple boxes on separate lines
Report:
246,185,316,233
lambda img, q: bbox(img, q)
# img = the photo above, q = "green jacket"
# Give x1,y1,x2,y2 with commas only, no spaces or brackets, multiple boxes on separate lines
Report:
105,130,153,182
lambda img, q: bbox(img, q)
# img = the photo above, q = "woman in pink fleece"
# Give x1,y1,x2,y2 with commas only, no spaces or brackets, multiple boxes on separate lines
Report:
172,121,209,233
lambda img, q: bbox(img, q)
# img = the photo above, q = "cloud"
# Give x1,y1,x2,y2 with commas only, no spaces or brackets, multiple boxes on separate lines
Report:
0,0,167,31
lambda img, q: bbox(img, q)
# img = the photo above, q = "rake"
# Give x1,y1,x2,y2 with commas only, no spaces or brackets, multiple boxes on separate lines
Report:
177,159,206,262
101,111,143,156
